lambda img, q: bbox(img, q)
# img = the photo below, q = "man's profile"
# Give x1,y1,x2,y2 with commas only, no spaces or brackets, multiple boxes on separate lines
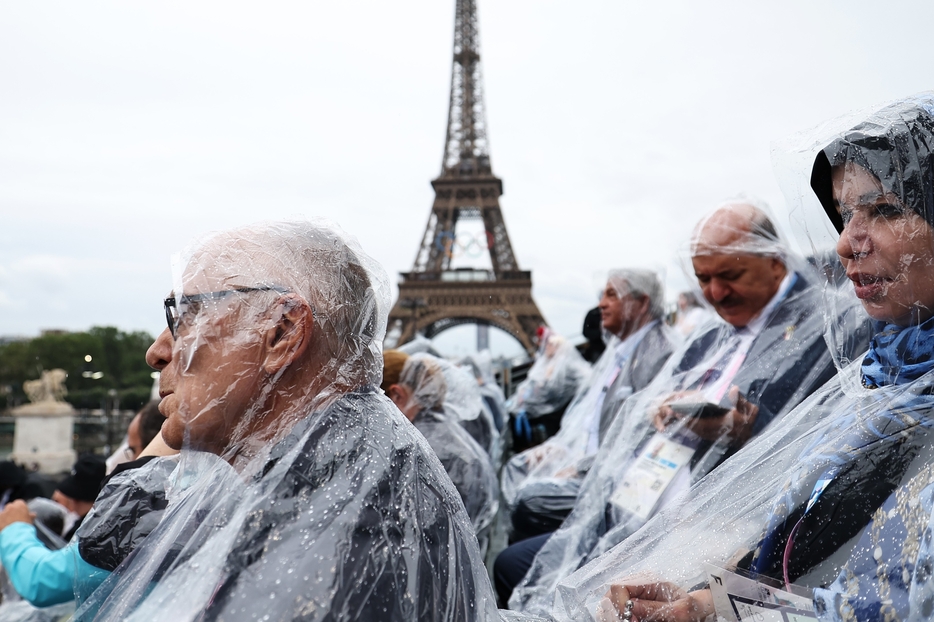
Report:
75,220,498,622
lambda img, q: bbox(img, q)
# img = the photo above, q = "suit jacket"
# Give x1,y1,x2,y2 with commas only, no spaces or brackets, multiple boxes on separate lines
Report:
507,272,871,616
597,321,677,445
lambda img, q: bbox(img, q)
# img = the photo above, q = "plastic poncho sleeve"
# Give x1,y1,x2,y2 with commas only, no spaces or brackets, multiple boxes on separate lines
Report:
0,523,107,607
77,455,173,572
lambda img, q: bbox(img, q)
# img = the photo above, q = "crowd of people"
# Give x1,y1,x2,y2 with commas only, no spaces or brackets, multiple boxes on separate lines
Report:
0,93,933,621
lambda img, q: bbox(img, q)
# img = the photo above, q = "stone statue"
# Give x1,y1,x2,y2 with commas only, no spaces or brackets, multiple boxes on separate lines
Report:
23,369,69,404
12,369,76,473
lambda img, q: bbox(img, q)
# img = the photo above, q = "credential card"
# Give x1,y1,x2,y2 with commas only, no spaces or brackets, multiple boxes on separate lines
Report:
608,433,695,521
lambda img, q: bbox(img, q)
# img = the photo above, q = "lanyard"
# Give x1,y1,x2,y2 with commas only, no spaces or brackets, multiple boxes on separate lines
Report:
781,467,838,590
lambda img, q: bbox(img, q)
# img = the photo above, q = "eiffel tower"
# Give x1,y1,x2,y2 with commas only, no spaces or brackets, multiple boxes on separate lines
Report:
386,0,547,355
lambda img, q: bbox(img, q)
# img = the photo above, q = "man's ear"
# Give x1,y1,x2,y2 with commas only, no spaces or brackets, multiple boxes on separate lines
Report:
771,257,787,280
386,384,406,407
262,294,313,375
636,294,651,317
387,384,418,422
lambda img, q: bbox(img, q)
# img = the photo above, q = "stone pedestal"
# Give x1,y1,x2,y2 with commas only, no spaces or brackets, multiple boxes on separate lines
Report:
10,402,77,474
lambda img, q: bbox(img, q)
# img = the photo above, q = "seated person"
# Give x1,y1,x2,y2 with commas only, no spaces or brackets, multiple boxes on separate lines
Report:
383,351,499,550
460,351,508,434
126,400,166,461
560,95,934,622
71,220,498,621
501,269,677,543
0,454,109,607
0,461,51,505
500,201,869,614
581,307,607,364
673,292,711,337
106,400,165,474
507,331,592,452
447,361,503,463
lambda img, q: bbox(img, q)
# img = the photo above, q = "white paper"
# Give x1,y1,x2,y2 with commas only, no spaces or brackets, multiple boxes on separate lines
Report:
705,564,817,622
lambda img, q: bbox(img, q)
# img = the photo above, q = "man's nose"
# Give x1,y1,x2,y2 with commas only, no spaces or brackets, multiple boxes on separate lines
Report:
145,328,174,371
707,279,731,302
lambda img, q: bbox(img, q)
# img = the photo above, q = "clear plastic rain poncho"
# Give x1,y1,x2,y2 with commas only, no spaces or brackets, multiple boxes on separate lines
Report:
443,358,503,464
547,95,934,622
72,220,499,622
500,271,677,539
506,332,592,428
397,353,500,547
508,201,872,617
461,350,508,434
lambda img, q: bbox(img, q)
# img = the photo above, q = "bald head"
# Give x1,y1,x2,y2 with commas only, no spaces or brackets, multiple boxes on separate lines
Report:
690,203,788,328
692,203,781,258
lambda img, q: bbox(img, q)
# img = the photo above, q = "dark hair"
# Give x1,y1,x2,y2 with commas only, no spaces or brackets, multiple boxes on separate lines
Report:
811,97,934,232
750,211,779,243
138,400,166,448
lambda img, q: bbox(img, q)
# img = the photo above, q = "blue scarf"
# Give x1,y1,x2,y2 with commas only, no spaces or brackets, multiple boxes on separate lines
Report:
752,319,934,593
861,316,934,388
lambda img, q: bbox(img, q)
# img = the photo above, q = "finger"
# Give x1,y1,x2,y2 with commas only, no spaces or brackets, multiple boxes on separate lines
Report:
727,386,751,413
597,597,624,622
653,407,678,431
727,385,741,406
625,581,686,602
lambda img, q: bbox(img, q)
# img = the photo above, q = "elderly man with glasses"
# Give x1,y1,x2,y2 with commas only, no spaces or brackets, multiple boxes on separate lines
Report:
6,221,500,621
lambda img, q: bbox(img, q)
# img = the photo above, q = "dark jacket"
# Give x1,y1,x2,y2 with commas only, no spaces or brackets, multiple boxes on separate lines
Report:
75,389,497,622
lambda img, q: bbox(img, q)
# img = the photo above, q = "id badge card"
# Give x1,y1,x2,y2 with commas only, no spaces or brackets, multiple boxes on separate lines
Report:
704,564,817,622
608,432,695,521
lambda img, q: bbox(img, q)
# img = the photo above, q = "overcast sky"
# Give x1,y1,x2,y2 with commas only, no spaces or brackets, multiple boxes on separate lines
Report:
2,0,932,357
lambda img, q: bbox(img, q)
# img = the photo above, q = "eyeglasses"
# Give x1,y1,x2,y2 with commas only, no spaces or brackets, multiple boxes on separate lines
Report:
164,285,290,338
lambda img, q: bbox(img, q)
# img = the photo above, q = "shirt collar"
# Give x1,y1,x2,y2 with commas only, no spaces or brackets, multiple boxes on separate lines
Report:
740,272,797,337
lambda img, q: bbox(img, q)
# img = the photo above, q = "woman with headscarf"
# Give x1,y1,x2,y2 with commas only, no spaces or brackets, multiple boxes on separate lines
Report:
554,94,934,622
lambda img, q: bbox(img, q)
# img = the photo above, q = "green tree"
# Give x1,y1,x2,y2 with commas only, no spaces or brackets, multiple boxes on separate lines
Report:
0,327,155,411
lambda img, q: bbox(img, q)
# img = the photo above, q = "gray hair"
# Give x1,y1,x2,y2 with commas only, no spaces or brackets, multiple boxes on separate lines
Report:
180,219,391,388
607,268,665,320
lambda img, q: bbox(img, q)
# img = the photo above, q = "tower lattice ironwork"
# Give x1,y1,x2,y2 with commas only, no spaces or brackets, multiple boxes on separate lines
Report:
387,0,546,354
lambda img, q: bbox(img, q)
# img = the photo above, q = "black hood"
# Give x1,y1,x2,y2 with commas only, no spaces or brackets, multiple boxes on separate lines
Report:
811,94,934,233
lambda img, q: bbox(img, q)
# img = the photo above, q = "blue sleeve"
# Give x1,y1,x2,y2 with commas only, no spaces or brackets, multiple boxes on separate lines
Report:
0,522,77,607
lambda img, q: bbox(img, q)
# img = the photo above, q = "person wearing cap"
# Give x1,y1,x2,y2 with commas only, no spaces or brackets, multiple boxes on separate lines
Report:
0,454,109,607
52,454,107,540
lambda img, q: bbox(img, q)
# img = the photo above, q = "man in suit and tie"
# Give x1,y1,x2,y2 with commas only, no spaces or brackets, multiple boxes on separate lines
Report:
497,201,870,613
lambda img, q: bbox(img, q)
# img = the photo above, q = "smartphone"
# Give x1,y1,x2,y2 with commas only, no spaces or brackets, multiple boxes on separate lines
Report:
666,399,730,419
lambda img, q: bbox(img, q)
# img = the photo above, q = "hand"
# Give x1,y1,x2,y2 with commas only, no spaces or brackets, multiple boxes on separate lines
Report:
651,391,704,431
597,580,714,622
554,465,580,479
681,387,758,443
651,388,758,444
525,444,560,468
0,500,35,532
